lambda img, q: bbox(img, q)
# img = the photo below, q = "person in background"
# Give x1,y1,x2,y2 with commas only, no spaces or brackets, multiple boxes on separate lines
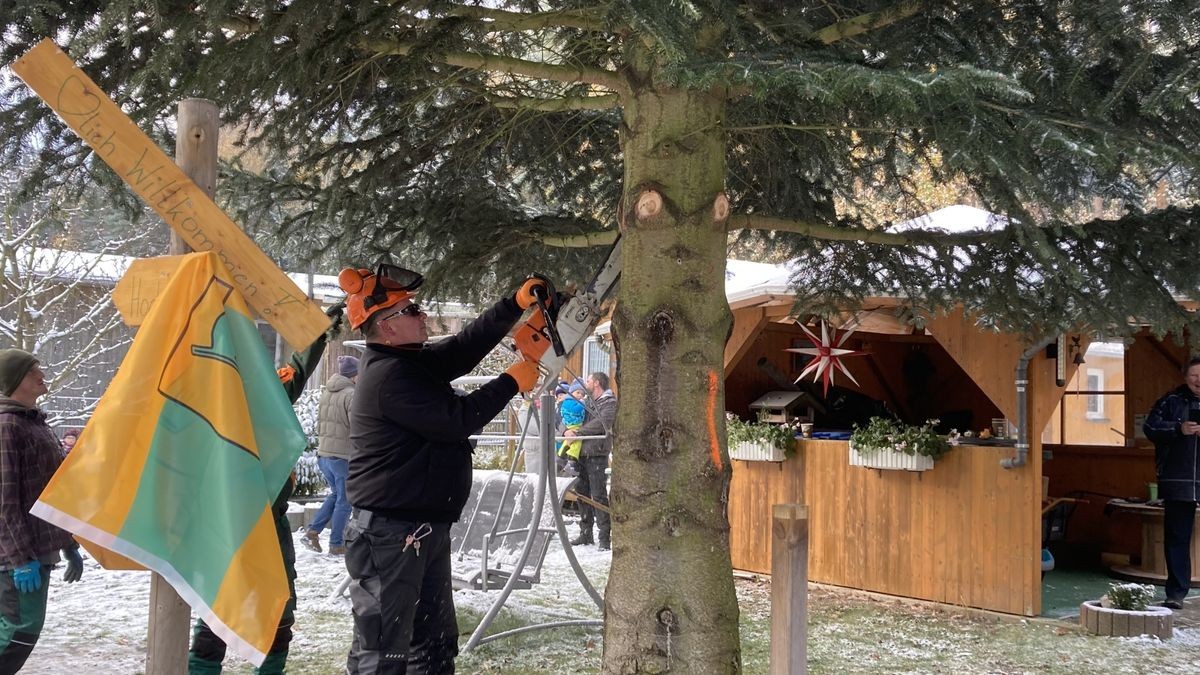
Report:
0,349,84,671
303,354,358,555
188,305,342,674
564,372,617,550
59,429,79,455
339,263,545,674
1144,355,1200,610
553,381,572,474
556,380,587,463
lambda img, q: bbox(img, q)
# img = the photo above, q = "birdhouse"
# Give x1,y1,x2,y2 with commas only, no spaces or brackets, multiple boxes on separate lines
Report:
748,391,814,425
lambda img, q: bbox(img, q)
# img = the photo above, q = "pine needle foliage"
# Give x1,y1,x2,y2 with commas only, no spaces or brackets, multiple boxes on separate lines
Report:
1,0,1198,327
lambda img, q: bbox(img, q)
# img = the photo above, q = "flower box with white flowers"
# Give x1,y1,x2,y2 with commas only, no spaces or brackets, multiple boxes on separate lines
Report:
725,413,798,463
847,417,951,472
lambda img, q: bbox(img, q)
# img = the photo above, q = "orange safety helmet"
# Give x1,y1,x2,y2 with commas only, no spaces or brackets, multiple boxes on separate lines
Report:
338,263,425,330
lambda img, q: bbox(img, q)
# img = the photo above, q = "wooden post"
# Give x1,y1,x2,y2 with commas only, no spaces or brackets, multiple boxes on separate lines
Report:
145,97,219,674
770,504,808,675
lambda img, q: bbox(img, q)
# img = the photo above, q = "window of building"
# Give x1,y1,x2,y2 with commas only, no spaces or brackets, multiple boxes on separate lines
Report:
1042,341,1126,446
1085,369,1104,419
583,336,611,377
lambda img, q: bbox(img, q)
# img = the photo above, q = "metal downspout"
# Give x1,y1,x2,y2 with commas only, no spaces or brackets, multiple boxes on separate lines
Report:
1002,336,1057,469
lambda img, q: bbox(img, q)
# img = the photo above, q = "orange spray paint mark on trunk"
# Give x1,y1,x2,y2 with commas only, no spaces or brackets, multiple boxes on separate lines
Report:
707,369,724,471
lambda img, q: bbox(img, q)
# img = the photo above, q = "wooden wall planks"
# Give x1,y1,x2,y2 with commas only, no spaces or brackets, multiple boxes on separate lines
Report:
729,439,1040,616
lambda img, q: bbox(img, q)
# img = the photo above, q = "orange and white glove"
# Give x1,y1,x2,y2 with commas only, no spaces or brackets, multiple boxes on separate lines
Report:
515,275,551,310
505,359,540,393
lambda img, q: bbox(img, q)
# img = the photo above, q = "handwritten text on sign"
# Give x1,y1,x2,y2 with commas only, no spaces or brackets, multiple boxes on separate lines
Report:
10,39,329,350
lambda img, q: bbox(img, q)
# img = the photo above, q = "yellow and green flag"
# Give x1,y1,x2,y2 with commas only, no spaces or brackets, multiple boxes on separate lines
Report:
31,251,306,666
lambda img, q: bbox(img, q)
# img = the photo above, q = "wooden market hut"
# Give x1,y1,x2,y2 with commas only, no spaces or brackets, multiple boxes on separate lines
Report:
721,206,1193,617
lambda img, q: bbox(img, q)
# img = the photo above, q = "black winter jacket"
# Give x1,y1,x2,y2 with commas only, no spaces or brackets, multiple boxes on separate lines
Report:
1144,384,1200,502
347,297,523,522
576,391,617,458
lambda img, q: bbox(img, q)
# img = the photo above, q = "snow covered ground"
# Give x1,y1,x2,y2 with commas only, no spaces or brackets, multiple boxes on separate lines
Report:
22,518,1200,674
27,516,611,674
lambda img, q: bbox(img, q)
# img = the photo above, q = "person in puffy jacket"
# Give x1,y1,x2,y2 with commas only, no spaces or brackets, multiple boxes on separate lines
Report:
337,263,545,674
303,354,358,555
1143,355,1200,609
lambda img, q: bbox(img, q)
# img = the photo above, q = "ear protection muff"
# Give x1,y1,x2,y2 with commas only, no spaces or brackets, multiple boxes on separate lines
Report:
338,268,372,294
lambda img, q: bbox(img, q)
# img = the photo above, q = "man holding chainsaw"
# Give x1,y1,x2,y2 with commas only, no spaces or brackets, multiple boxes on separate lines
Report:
338,263,546,674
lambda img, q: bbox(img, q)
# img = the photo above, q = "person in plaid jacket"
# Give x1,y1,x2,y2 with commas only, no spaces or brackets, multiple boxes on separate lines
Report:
0,349,83,672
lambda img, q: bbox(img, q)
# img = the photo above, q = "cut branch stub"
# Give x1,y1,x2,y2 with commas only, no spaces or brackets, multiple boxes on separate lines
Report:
637,190,663,221
712,192,730,225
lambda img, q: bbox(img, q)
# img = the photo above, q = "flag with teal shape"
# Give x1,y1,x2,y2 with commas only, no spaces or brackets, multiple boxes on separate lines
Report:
32,251,307,666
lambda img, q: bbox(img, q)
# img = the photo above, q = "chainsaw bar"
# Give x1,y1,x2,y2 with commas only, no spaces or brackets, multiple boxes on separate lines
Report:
528,237,621,396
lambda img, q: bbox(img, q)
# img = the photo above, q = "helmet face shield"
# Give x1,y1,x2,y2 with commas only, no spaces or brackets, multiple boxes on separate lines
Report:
376,264,424,292
365,264,424,310
364,264,424,311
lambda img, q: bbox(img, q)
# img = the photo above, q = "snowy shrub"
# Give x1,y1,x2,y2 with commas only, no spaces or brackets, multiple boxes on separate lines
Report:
293,387,322,450
293,450,327,497
1103,582,1155,611
291,387,327,497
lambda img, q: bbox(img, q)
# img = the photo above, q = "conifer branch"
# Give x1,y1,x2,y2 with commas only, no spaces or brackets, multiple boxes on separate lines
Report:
435,4,610,33
488,93,620,112
978,101,1194,158
360,38,626,92
729,214,1008,247
811,1,923,45
223,5,611,36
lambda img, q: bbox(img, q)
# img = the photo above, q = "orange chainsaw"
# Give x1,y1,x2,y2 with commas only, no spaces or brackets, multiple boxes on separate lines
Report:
512,238,622,395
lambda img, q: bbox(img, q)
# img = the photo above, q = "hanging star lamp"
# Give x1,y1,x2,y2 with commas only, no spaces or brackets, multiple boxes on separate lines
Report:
785,320,867,395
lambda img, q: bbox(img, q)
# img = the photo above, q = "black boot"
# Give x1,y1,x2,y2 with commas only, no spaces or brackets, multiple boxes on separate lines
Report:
570,531,594,546
597,532,611,551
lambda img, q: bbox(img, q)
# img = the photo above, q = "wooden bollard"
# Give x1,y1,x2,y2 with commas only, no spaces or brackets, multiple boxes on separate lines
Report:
770,504,808,675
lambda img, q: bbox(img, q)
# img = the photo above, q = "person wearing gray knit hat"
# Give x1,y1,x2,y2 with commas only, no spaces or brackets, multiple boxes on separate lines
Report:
0,349,40,398
337,355,360,378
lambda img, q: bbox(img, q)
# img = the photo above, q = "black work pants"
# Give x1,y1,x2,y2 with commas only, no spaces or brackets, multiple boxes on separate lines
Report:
0,565,50,675
188,510,297,674
344,513,458,675
574,455,611,544
1163,499,1197,601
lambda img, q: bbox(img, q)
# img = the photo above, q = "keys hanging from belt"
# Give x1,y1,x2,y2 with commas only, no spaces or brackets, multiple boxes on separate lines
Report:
402,522,433,557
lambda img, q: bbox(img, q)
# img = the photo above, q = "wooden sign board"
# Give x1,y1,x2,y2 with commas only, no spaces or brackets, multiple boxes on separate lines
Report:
111,255,185,326
10,39,329,350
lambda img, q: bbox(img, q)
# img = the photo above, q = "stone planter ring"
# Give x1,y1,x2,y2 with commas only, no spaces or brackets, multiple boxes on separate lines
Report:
1078,600,1173,639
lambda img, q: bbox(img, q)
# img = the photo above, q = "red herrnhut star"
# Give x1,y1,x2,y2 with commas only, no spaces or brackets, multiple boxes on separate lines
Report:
785,320,867,395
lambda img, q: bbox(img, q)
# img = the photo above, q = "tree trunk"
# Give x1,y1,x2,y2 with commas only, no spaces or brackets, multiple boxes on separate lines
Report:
603,84,740,674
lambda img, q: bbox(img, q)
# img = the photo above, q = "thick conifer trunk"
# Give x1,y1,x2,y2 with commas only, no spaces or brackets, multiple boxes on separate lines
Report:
603,85,740,674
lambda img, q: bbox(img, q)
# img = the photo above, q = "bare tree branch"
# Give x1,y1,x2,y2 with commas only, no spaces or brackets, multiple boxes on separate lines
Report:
539,230,620,248
360,37,626,92
488,93,620,112
437,3,610,33
811,0,922,45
